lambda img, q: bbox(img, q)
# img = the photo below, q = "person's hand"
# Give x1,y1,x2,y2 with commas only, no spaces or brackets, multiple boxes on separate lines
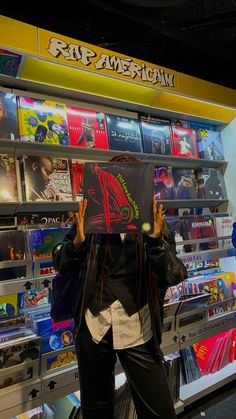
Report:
73,199,87,249
147,202,165,239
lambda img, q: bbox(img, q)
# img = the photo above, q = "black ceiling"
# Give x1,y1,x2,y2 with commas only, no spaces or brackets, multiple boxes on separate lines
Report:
1,0,236,91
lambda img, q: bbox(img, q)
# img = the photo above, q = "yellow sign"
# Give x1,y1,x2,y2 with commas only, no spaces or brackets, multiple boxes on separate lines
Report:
39,29,178,92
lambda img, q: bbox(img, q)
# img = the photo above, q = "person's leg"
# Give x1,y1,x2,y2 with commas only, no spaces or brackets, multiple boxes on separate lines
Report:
117,338,177,419
75,320,117,419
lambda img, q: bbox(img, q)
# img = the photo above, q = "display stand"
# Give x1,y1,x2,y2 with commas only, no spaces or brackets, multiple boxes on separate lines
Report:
1,15,236,419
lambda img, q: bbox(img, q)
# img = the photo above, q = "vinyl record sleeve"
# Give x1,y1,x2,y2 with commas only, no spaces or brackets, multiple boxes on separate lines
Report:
197,129,224,160
106,114,142,153
70,159,84,201
29,227,69,258
20,156,73,202
0,230,26,262
17,96,69,145
0,91,19,140
0,154,19,201
83,162,154,233
140,115,171,155
67,105,109,149
171,125,199,158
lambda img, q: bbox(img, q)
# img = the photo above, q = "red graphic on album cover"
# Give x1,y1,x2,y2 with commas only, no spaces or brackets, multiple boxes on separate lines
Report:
171,126,199,158
67,106,109,149
84,162,154,234
71,160,84,201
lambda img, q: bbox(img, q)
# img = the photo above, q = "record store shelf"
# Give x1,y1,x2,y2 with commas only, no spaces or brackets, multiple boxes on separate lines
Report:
180,361,236,406
179,246,236,262
0,138,228,169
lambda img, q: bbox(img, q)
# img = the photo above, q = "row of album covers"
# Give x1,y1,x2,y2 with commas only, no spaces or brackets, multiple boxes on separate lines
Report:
0,212,233,280
0,154,228,204
0,90,225,160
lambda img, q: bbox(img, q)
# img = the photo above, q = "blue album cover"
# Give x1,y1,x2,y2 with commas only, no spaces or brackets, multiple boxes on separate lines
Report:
188,121,217,131
29,227,69,258
197,129,224,160
36,317,74,353
106,114,142,153
140,115,171,155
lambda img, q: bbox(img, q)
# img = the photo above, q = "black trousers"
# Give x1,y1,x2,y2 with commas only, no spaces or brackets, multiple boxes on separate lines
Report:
75,321,176,419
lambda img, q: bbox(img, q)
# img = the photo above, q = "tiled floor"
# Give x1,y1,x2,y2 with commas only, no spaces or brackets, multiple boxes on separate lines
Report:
178,380,236,419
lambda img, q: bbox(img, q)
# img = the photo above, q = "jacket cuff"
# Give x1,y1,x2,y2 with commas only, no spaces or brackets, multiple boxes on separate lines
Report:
145,235,164,247
65,241,85,259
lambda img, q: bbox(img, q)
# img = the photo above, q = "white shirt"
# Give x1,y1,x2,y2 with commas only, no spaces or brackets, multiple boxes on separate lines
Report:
85,301,152,350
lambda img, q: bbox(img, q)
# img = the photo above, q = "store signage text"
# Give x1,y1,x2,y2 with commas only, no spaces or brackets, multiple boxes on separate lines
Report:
47,37,175,88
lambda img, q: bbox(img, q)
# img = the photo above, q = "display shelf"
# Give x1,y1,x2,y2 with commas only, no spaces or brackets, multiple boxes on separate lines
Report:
179,246,235,262
0,138,228,168
0,379,42,419
42,365,79,404
176,235,231,246
180,361,236,406
178,309,236,348
162,199,228,209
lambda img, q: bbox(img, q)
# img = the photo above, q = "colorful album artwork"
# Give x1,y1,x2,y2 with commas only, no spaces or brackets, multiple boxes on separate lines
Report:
84,162,154,233
36,318,74,354
197,129,224,160
18,289,49,309
29,227,69,258
0,294,18,319
20,156,73,201
47,349,77,371
0,154,19,201
171,126,199,158
106,114,142,152
0,91,19,140
67,105,109,149
140,115,171,155
17,96,69,145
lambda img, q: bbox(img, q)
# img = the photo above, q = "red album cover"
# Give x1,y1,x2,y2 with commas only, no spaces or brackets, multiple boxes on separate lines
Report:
67,106,109,149
70,159,84,201
171,126,199,158
84,162,154,233
193,331,228,375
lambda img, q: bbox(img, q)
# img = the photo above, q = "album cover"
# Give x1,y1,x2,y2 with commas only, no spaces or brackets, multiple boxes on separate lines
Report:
29,227,69,258
154,167,176,200
0,230,26,262
0,91,19,140
139,115,171,155
197,129,224,160
0,49,23,78
214,216,233,248
188,121,217,131
0,154,19,201
166,218,186,254
106,114,142,152
17,96,69,145
18,211,76,227
84,162,154,233
171,126,199,158
36,318,74,354
70,159,84,200
47,349,77,371
67,105,109,149
183,215,218,251
18,289,49,310
0,335,40,370
20,155,73,201
0,294,18,319
0,364,33,390
195,168,227,200
172,168,197,199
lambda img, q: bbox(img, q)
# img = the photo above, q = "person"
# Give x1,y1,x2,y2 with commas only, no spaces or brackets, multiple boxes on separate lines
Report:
24,156,58,201
53,154,177,419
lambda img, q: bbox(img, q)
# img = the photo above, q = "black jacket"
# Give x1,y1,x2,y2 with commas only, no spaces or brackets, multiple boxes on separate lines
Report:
53,223,176,348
